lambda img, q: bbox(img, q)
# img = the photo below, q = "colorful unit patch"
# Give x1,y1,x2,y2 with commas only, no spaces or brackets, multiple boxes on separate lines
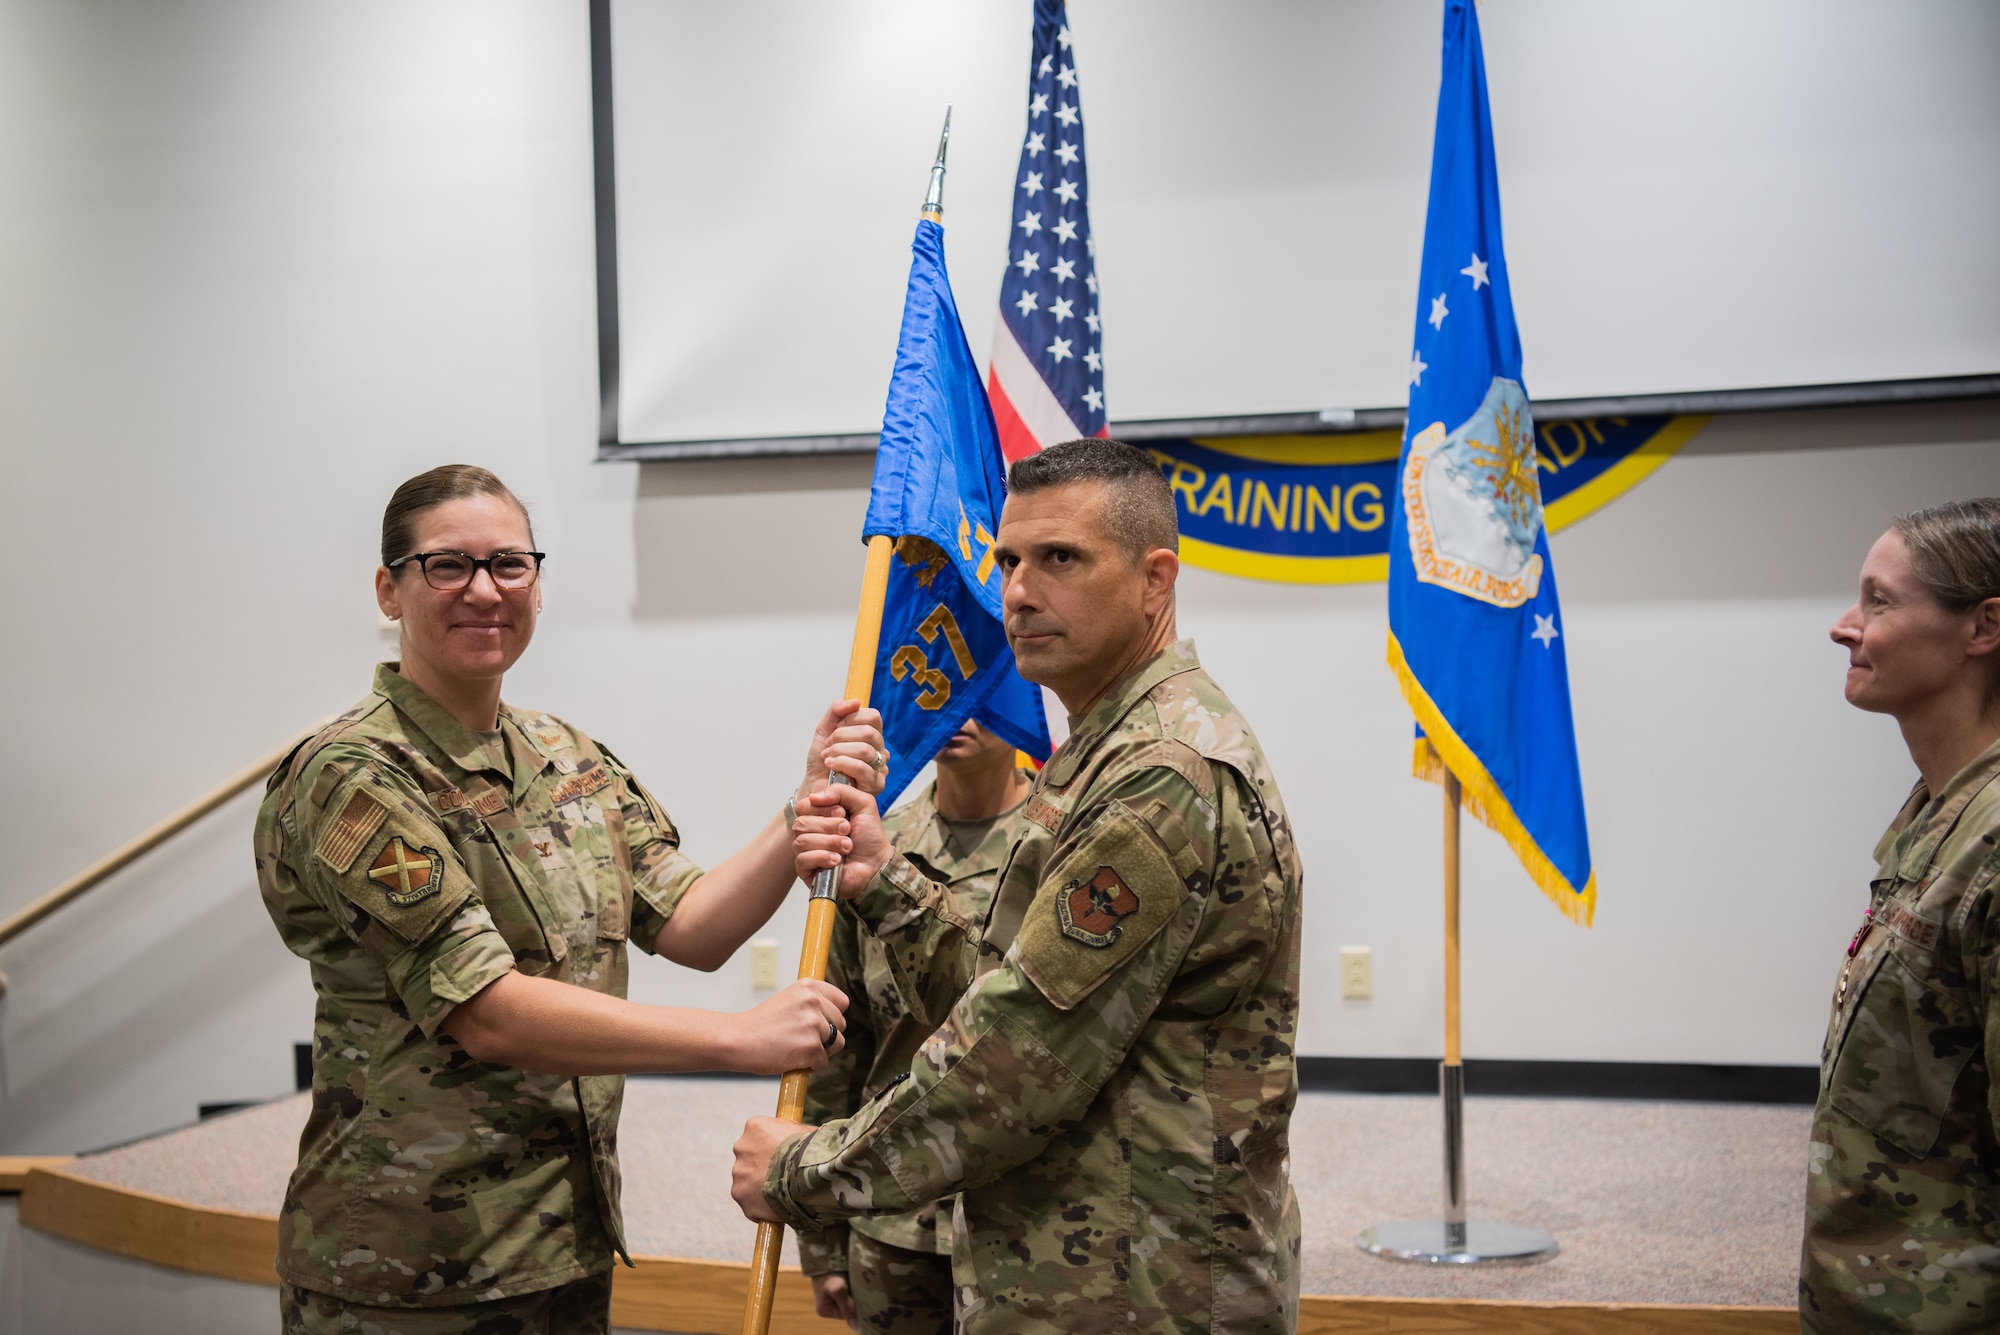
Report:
367,837,442,907
1056,866,1141,948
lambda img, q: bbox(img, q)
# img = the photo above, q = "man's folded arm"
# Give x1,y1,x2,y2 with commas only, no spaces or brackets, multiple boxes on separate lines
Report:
767,775,1211,1227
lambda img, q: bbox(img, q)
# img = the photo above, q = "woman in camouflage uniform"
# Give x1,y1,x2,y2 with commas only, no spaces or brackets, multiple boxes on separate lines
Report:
257,465,879,1335
1806,497,2000,1333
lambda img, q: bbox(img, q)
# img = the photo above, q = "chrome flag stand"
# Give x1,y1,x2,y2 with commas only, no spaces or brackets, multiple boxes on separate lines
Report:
1355,775,1557,1266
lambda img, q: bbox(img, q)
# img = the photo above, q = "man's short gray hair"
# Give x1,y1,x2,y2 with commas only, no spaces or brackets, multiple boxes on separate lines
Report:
1007,438,1178,561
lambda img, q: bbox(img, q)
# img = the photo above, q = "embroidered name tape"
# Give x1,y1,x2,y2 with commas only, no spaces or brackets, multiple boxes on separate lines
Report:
1877,897,1940,950
431,786,507,818
549,766,613,807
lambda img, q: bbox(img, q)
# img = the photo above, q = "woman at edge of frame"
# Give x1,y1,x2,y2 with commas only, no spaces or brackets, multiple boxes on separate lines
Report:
1804,496,2000,1335
256,464,879,1335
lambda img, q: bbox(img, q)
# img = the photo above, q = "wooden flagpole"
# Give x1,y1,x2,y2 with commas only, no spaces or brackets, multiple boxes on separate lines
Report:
742,110,951,1335
740,533,895,1335
1355,762,1552,1263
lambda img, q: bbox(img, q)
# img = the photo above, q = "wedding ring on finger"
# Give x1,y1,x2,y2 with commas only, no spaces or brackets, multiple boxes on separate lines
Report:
821,1022,839,1051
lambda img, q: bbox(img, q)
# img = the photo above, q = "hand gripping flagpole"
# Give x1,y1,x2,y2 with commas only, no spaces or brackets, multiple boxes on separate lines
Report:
739,112,950,1335
740,535,892,1335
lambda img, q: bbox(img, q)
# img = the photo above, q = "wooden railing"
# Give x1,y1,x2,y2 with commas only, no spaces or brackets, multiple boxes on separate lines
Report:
0,732,314,981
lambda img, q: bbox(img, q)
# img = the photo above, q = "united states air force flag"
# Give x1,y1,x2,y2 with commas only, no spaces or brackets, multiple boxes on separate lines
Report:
1387,0,1595,925
865,218,1052,806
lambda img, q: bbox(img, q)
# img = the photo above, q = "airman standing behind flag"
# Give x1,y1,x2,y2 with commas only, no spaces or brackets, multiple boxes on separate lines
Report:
734,439,1304,1335
797,719,1035,1333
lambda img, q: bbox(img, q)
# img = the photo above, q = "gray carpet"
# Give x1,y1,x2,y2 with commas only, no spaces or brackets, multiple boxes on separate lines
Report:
61,1077,1807,1305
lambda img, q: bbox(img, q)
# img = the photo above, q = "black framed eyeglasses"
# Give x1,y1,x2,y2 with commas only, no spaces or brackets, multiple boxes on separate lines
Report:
388,550,546,591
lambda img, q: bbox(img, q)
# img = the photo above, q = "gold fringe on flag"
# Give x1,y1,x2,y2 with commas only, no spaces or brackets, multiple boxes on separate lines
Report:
1388,631,1597,927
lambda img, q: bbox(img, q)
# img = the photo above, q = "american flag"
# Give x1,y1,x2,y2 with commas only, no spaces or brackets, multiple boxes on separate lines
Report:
987,0,1105,461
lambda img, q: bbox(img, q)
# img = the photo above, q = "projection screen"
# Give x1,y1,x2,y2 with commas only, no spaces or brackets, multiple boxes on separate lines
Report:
597,0,2000,457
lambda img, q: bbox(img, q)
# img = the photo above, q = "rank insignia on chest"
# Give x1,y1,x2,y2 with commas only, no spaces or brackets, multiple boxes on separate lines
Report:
368,837,442,907
1057,865,1141,948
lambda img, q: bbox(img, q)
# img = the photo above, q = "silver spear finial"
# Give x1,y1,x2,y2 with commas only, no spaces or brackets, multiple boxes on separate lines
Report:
921,107,952,222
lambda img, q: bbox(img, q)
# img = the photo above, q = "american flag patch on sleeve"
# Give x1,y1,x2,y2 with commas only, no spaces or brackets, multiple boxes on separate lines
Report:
315,788,388,873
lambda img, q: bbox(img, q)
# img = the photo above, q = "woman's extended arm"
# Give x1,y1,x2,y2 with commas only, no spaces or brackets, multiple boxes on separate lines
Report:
443,971,848,1077
651,701,887,971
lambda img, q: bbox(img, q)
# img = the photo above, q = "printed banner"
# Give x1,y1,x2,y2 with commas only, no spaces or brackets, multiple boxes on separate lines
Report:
1144,413,1708,585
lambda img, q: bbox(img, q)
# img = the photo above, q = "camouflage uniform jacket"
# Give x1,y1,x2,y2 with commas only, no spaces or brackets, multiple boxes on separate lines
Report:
1802,735,2000,1333
766,641,1304,1334
254,664,703,1306
796,780,1029,1276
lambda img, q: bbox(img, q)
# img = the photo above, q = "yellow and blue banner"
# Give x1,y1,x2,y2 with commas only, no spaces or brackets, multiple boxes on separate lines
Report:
1386,0,1595,924
1144,412,1705,586
863,218,1051,805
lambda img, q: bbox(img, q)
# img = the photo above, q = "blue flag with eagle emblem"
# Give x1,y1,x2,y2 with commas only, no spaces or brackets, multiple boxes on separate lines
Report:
1387,0,1595,925
863,217,1051,807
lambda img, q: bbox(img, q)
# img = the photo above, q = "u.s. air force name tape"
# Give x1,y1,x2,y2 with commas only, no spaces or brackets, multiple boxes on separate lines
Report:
1142,413,1710,585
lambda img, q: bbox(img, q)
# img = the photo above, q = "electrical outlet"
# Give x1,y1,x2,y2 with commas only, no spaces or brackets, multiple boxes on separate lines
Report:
1339,946,1372,1000
749,939,781,992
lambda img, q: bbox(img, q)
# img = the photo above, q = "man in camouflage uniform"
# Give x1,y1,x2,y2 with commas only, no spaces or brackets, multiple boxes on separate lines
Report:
1805,504,2000,1333
737,439,1305,1334
799,721,1035,1332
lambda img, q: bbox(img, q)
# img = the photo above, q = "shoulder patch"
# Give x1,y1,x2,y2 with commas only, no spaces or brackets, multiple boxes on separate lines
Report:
1057,867,1142,947
367,837,443,907
1015,800,1188,1010
340,824,476,945
315,789,388,873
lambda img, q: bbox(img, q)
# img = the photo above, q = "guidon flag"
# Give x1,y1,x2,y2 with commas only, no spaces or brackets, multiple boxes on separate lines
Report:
1387,0,1596,925
862,192,1051,806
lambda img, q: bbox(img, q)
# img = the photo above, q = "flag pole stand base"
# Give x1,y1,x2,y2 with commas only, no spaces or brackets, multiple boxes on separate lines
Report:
1356,1061,1558,1266
1354,1219,1558,1266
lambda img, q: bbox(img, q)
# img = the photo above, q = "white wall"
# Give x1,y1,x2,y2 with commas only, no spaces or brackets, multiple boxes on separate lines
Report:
610,0,2000,437
0,0,1995,1155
